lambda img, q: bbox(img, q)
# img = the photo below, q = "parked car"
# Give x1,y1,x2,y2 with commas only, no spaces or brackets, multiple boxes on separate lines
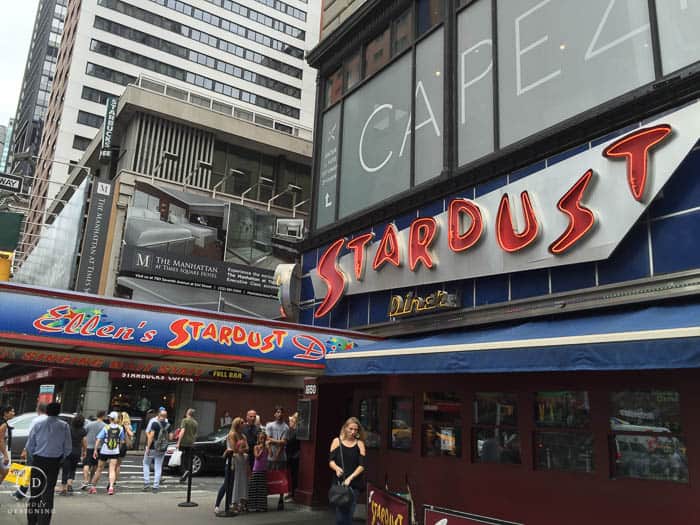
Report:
8,412,75,461
164,425,230,476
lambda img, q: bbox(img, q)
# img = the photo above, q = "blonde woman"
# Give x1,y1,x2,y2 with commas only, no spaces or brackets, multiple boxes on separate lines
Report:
115,412,134,485
329,417,366,525
230,417,249,512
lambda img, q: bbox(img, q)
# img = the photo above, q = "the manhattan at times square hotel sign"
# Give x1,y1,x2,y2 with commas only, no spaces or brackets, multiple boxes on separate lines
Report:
310,101,700,318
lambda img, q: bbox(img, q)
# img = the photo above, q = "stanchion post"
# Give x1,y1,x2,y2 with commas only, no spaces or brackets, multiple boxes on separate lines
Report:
178,448,198,508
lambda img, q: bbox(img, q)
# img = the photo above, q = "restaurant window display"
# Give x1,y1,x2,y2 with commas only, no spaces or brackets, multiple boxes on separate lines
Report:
610,391,688,483
422,392,461,458
359,397,381,448
390,396,414,451
534,391,593,473
473,392,520,464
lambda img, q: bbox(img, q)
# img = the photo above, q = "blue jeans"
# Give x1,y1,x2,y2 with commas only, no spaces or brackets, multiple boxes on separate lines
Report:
335,487,357,525
142,450,165,488
216,460,234,508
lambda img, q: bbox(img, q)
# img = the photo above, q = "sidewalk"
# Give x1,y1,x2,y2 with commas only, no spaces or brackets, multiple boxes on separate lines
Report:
2,492,336,525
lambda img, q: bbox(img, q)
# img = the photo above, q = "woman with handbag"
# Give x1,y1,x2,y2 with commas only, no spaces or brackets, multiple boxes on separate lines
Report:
329,417,366,525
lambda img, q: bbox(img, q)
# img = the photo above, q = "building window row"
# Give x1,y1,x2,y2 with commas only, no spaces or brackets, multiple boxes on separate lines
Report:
72,135,93,151
146,0,304,58
97,0,302,79
77,110,104,129
202,0,305,40
324,0,443,107
245,0,306,22
86,62,138,86
362,389,687,483
144,0,304,59
81,85,118,105
88,41,300,119
93,17,301,99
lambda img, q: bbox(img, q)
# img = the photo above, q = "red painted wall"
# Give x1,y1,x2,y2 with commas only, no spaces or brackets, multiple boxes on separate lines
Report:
314,370,700,525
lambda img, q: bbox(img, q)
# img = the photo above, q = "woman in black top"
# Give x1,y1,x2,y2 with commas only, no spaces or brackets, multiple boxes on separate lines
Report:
59,414,87,495
329,417,366,525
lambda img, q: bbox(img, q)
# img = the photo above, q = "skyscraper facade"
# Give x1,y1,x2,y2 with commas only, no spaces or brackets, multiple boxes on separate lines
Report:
20,0,319,263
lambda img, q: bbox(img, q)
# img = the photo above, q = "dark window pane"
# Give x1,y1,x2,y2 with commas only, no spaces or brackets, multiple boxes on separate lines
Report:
344,51,361,90
535,391,590,429
325,67,343,108
422,392,461,457
393,9,413,55
359,398,381,449
390,396,413,450
474,392,517,426
612,435,688,483
365,28,391,77
474,428,521,464
610,391,682,433
535,431,594,473
417,0,444,36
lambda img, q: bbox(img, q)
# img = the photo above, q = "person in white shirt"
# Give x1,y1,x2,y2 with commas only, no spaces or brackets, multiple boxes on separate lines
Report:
88,412,124,495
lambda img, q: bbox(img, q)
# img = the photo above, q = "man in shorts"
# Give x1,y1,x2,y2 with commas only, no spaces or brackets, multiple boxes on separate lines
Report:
88,412,123,495
82,410,107,490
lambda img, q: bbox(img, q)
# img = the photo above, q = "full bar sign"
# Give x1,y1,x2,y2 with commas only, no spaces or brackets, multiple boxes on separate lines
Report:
0,172,23,193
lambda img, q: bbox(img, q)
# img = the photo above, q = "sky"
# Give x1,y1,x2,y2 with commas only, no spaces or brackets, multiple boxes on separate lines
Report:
0,0,40,126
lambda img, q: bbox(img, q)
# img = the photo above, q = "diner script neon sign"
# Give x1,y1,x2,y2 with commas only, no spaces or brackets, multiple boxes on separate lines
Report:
315,124,672,318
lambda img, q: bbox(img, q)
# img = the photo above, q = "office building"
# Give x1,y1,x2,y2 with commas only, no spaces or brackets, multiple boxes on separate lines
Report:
19,0,320,264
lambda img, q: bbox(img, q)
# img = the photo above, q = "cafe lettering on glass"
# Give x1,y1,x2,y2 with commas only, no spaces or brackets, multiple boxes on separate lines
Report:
314,124,672,318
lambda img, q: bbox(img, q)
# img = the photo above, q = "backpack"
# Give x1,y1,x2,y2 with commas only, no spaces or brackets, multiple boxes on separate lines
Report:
154,421,170,453
105,426,121,451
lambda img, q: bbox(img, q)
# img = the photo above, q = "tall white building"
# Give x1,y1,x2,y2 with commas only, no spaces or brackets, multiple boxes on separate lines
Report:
21,0,319,260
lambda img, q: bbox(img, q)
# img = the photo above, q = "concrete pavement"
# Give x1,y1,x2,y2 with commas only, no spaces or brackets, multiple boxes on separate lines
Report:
2,492,336,524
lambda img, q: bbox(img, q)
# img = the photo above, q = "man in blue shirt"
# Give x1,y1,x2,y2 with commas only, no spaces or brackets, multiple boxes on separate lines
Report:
25,402,71,525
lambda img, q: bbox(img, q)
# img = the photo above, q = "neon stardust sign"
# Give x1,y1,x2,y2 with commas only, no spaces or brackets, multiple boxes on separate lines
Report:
314,124,673,318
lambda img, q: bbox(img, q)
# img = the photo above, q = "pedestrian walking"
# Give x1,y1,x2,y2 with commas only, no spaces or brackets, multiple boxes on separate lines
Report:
214,419,236,514
247,430,270,512
265,406,289,510
81,410,106,490
230,417,249,512
0,405,15,484
13,404,47,501
286,412,300,501
115,412,133,484
88,411,124,495
58,414,86,495
176,408,198,483
142,408,171,493
329,417,366,525
243,409,259,471
25,402,71,525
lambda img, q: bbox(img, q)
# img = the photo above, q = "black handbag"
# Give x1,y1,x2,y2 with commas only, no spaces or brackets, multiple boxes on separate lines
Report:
328,437,353,509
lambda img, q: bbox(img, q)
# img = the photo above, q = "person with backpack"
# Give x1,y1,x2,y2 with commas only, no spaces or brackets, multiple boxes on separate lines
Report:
88,411,124,495
143,408,171,493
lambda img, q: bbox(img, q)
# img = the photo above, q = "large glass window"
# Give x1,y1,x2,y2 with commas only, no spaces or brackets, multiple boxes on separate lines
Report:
339,53,411,219
534,391,593,473
416,0,443,36
390,396,413,450
610,391,687,483
473,393,520,464
414,27,444,185
315,105,341,229
325,68,343,108
422,392,461,457
359,397,381,449
497,0,654,146
656,1,700,75
345,51,362,91
457,0,494,166
393,9,413,56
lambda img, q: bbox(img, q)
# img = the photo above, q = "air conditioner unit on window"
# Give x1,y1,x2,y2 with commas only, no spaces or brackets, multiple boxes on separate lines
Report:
276,218,304,239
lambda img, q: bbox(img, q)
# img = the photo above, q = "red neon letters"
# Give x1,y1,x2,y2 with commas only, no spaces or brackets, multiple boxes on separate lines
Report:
346,233,375,280
448,199,483,252
372,223,401,271
409,217,438,271
603,124,672,202
549,169,596,254
496,192,539,253
314,238,347,319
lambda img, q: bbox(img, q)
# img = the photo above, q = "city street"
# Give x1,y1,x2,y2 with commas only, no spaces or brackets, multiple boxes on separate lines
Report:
0,455,335,524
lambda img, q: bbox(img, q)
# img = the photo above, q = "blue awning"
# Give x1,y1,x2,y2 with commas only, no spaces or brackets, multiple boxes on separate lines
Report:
324,302,700,376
